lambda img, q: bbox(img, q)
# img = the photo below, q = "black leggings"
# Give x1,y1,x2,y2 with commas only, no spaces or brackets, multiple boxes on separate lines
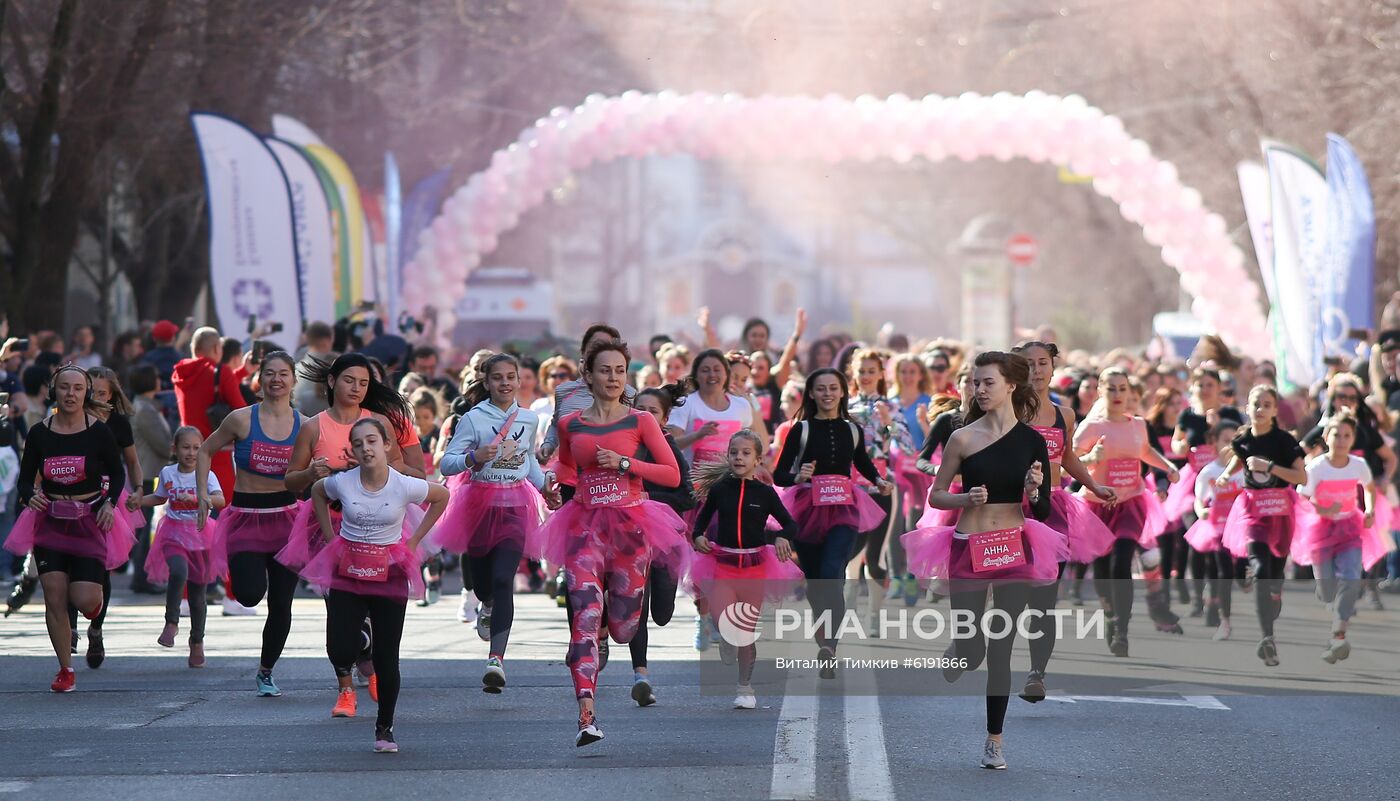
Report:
327,589,406,730
468,543,524,657
851,495,893,581
950,581,1032,736
1092,538,1138,635
228,551,299,670
1026,563,1067,674
793,525,859,651
629,566,677,670
164,556,208,643
1247,542,1287,637
68,570,112,631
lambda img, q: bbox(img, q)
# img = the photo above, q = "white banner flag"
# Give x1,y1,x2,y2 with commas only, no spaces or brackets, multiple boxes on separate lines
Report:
1263,140,1329,388
190,113,302,350
1238,159,1306,389
265,137,337,328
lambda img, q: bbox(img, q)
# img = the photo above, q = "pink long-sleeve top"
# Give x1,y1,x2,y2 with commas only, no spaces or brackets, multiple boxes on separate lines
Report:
556,409,681,498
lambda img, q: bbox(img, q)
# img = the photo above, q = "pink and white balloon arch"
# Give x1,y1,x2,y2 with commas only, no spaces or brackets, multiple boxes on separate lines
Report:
402,91,1268,355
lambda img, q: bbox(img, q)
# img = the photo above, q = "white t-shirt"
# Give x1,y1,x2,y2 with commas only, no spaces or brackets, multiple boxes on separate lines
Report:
156,465,221,522
667,393,754,463
1193,460,1242,515
325,468,430,545
1301,454,1371,516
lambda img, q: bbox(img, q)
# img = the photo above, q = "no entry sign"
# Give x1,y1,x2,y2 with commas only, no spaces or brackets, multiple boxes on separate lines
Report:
1006,234,1038,266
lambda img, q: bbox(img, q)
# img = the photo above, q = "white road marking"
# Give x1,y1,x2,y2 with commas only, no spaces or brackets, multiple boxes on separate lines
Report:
770,677,818,801
1043,694,1230,710
843,677,894,801
0,781,32,793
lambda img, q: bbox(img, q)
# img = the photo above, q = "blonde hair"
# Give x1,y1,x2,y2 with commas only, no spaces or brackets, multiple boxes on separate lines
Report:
690,430,766,499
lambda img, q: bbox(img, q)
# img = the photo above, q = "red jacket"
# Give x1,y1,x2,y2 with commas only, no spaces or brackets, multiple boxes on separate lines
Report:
173,357,248,436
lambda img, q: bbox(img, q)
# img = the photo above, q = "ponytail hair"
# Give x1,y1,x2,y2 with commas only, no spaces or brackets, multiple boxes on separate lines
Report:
462,353,520,408
963,351,1039,425
637,382,688,419
301,353,412,435
690,430,766,500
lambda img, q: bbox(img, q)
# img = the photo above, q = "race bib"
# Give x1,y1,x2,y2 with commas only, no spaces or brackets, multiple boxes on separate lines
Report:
1314,480,1359,516
693,419,741,458
1251,488,1292,518
580,469,640,508
757,394,773,421
1105,459,1141,491
43,456,86,486
812,475,854,506
337,542,389,582
1032,425,1065,462
1209,486,1241,524
248,440,293,476
1157,434,1174,454
168,484,199,512
968,528,1028,573
1189,446,1217,471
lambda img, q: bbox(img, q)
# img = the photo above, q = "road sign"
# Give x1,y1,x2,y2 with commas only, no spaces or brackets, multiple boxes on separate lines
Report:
1007,234,1038,266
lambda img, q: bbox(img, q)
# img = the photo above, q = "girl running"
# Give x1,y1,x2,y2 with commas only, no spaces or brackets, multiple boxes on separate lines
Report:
900,351,1059,770
527,340,689,746
303,418,449,753
1183,420,1245,640
689,430,802,710
132,426,225,666
438,353,561,693
1216,384,1307,667
4,366,132,692
198,352,304,697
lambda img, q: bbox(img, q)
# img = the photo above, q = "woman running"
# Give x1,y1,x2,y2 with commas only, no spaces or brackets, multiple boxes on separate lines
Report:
914,364,975,528
438,353,560,693
132,426,225,666
1073,367,1180,657
1294,411,1388,662
303,417,449,753
627,384,696,706
1011,340,1116,701
772,368,892,678
667,349,757,467
198,352,303,697
1145,386,1192,610
689,429,802,710
900,351,1059,770
527,340,689,746
1183,420,1245,640
4,366,132,692
1215,384,1307,667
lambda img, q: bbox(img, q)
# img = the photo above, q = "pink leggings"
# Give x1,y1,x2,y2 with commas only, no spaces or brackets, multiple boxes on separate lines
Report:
564,536,650,699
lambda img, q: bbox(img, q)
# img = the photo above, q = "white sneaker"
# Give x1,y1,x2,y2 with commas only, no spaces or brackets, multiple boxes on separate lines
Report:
222,598,258,617
733,686,756,709
179,599,190,618
458,590,478,623
1212,618,1231,641
1321,636,1351,664
694,616,711,652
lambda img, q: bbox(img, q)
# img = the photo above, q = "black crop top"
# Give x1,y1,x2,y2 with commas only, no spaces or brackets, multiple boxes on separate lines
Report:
1231,426,1305,490
954,422,1051,521
919,410,963,462
693,474,798,548
18,417,126,506
773,418,883,487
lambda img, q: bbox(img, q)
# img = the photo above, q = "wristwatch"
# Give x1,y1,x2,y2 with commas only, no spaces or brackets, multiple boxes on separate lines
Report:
618,456,632,474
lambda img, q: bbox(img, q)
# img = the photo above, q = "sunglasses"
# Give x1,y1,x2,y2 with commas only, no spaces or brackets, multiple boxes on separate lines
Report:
930,363,949,372
549,371,573,380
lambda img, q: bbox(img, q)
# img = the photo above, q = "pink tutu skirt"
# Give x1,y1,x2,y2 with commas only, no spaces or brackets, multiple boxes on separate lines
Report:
4,504,136,571
1163,462,1200,521
1220,488,1300,559
526,499,690,577
1082,490,1168,549
216,502,301,557
684,545,804,603
780,483,889,544
278,503,424,569
915,480,962,528
145,516,226,585
299,536,425,601
432,480,545,557
1044,488,1116,563
1290,509,1394,570
893,453,934,517
900,520,1061,586
116,488,148,531
1184,516,1226,553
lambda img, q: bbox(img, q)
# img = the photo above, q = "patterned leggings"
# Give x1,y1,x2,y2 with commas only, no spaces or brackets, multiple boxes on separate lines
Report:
565,532,650,699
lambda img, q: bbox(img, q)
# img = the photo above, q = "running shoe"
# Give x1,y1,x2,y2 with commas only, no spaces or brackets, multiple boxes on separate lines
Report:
942,643,964,683
188,642,205,669
5,574,37,617
353,662,371,687
332,687,357,717
86,631,105,669
884,576,904,601
476,604,492,642
1109,634,1129,658
369,673,379,703
1188,598,1205,618
1018,670,1046,703
1321,637,1351,664
158,622,178,648
457,590,478,623
222,598,258,616
374,726,398,754
868,613,882,639
980,737,1007,770
255,671,282,697
1257,636,1279,667
818,646,837,680
631,674,656,707
903,574,920,607
50,667,75,694
483,656,506,694
734,686,757,710
575,709,604,747
693,616,711,652
1212,618,1231,641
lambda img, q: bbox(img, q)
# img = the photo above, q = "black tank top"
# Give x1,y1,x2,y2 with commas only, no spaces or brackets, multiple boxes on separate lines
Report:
957,422,1052,520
